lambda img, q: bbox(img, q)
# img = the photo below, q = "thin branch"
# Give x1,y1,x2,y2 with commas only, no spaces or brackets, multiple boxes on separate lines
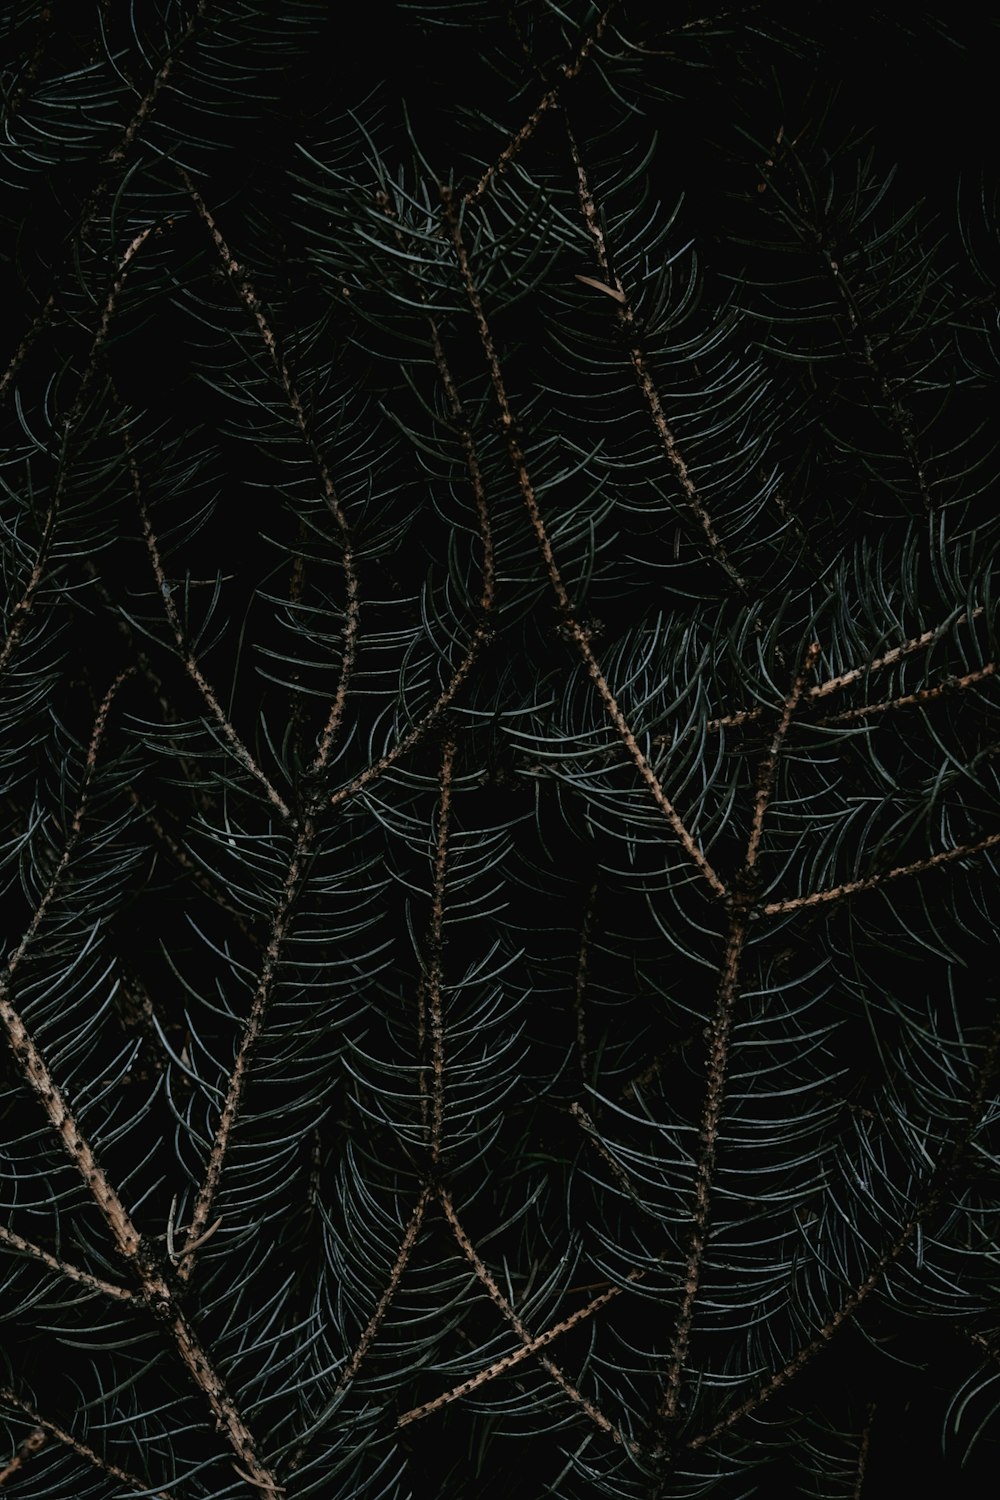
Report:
660,645,819,1423
0,675,281,1490
570,1102,652,1217
852,1404,876,1500
426,740,456,1164
175,820,315,1281
414,1188,633,1444
326,307,496,810
658,909,744,1423
0,1222,133,1301
574,881,598,1086
0,227,156,679
691,609,986,736
816,660,996,726
823,249,934,511
0,1388,167,1498
0,674,143,1261
285,1187,431,1473
396,1275,632,1429
762,830,1000,916
0,1425,45,1489
465,2,619,205
441,184,725,897
165,1307,284,1494
179,169,359,779
0,0,210,402
688,1021,1000,1451
129,795,263,949
129,440,295,826
566,122,748,593
744,642,820,872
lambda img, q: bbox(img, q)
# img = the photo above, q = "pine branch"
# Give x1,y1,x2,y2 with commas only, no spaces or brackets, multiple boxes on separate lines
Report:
0,1388,167,1499
179,168,360,780
566,122,748,594
659,644,819,1425
0,225,156,677
129,438,296,826
762,830,1000,916
465,1,620,206
441,183,725,897
0,0,210,402
401,1186,637,1444
0,1222,133,1302
688,1014,1000,1452
0,1425,46,1490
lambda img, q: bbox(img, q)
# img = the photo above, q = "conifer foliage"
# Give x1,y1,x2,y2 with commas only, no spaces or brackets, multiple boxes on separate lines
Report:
2,3,1000,1495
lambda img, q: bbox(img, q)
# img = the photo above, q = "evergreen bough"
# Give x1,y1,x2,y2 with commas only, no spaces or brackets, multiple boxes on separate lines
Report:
1,3,999,1495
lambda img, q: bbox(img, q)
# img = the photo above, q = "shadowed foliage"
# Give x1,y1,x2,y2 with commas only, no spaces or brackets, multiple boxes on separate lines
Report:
2,3,1000,1496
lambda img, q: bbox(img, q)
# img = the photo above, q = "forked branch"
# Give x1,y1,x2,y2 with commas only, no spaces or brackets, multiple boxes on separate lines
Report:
566,123,748,594
441,185,725,898
659,643,819,1424
465,2,620,205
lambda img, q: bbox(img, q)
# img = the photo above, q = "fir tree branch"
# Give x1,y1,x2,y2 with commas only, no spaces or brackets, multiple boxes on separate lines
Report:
660,644,819,1423
565,122,748,594
573,881,598,1088
464,2,620,206
0,675,282,1492
0,0,210,403
0,1222,133,1301
179,168,360,780
853,1404,876,1500
815,660,996,726
762,830,1000,916
441,184,725,898
0,671,145,1262
129,440,296,826
0,1388,167,1498
284,1186,432,1474
324,218,496,809
175,822,315,1281
691,609,986,735
0,225,156,677
0,1424,46,1489
412,1186,634,1444
688,1018,1000,1452
426,739,455,1165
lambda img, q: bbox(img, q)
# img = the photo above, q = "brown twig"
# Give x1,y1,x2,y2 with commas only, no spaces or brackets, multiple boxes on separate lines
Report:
285,1186,431,1473
762,830,1000,917
815,660,996,727
0,1389,166,1498
326,313,496,810
465,3,620,205
0,1,210,403
0,1424,45,1489
407,1187,634,1444
175,820,314,1281
688,1021,1000,1452
0,1222,132,1301
692,609,986,736
852,1404,876,1500
660,644,819,1423
426,741,456,1163
0,226,156,679
0,674,282,1491
129,441,295,826
441,184,725,898
566,122,748,594
0,672,144,1261
179,168,360,779
574,882,598,1086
